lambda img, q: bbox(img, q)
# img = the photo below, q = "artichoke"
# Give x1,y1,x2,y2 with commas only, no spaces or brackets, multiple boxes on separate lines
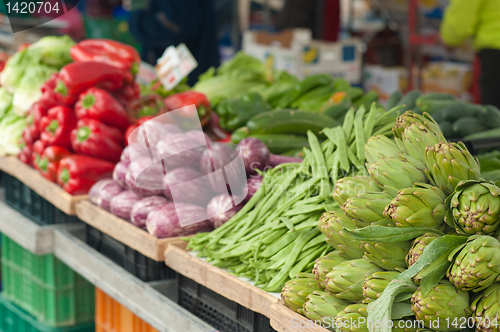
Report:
406,233,440,267
333,176,381,206
424,142,481,195
281,273,323,312
362,271,400,303
445,180,500,235
392,319,419,332
411,280,472,332
302,291,348,330
325,258,383,302
365,135,402,165
363,240,412,271
342,191,393,228
368,155,428,197
385,183,447,229
394,112,446,164
313,250,349,288
335,304,369,332
472,283,500,332
447,235,500,292
318,210,365,259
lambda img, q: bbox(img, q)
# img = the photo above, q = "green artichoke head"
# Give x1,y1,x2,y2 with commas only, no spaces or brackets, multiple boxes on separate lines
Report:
364,134,403,165
385,183,447,229
325,258,383,302
447,235,500,292
362,271,400,303
302,291,349,330
445,180,500,236
368,155,428,197
333,176,382,206
406,233,440,267
318,210,366,259
335,303,369,332
424,142,481,196
341,191,393,228
472,283,500,332
411,280,472,332
363,240,412,271
393,111,443,141
281,273,323,312
313,250,349,288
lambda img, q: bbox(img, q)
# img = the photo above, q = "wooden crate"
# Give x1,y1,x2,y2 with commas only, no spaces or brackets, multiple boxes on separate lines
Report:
76,200,186,261
0,156,86,215
270,301,331,332
164,242,279,317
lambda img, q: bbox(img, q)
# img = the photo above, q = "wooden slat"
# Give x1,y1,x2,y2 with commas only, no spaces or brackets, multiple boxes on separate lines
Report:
76,200,185,261
270,301,331,332
0,156,86,215
164,242,279,316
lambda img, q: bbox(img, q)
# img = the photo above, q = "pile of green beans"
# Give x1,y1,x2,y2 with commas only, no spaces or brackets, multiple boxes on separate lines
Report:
187,104,398,292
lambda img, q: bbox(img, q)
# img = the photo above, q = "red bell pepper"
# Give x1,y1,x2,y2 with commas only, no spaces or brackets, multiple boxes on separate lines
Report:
39,106,77,149
127,94,167,123
75,87,130,131
36,146,72,182
112,81,141,108
18,138,32,166
57,155,115,195
54,62,128,105
124,116,155,145
39,73,63,110
24,103,47,145
70,39,140,78
163,91,212,127
31,140,47,167
70,119,123,163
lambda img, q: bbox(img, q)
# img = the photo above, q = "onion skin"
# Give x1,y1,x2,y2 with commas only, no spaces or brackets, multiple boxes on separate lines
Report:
206,194,244,228
130,196,169,228
110,190,142,221
156,133,204,171
113,160,130,189
89,178,125,211
238,137,270,175
245,176,263,201
267,154,303,167
126,158,164,197
163,167,213,205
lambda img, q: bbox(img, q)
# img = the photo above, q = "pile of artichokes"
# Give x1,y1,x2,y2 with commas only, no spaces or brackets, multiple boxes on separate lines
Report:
281,111,500,332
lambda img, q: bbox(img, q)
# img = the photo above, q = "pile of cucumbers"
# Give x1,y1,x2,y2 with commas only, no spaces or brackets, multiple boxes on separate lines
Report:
228,74,380,156
387,90,500,140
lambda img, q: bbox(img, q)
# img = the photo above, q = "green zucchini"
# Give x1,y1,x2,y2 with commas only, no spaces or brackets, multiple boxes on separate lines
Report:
247,109,339,136
386,91,402,110
452,117,487,138
250,134,310,154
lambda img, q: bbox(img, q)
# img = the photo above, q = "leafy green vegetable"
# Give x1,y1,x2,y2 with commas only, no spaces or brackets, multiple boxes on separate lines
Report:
0,112,25,156
193,52,270,105
0,49,41,93
28,35,75,68
12,65,57,117
0,88,13,119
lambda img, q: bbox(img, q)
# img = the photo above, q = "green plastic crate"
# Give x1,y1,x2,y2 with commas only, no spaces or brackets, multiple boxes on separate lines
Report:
1,235,95,328
0,294,94,332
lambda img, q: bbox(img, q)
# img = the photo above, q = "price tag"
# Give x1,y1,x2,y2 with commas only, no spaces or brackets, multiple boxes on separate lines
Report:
155,43,198,90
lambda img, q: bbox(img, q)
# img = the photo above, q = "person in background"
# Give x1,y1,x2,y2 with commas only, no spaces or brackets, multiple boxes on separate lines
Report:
440,0,500,108
128,0,220,85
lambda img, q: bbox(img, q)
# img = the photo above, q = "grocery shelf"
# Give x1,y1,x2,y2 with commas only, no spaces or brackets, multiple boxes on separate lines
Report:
0,189,83,255
52,229,216,332
270,301,330,332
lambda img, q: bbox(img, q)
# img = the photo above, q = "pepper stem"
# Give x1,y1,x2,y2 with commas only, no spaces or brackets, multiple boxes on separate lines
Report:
60,169,70,184
131,62,139,76
77,127,91,142
139,106,157,117
81,94,96,109
46,120,59,134
38,157,48,171
54,81,68,96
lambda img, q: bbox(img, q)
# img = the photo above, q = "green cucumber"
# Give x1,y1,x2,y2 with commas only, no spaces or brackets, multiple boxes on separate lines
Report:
347,87,364,101
231,127,250,143
439,121,454,139
396,90,422,112
464,127,500,140
321,97,351,119
479,105,500,129
386,90,402,110
250,134,310,154
247,109,339,136
353,91,379,110
280,148,306,158
452,117,487,138
417,99,458,114
442,102,482,122
416,93,457,106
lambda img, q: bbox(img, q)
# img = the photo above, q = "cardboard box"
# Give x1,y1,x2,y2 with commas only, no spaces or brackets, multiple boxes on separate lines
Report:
364,65,408,105
242,29,362,84
422,61,472,101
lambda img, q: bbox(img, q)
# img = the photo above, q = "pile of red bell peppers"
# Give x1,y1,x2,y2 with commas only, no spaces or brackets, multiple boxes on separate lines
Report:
18,39,141,195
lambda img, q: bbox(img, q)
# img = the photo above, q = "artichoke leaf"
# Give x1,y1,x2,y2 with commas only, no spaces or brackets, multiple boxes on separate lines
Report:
347,225,444,243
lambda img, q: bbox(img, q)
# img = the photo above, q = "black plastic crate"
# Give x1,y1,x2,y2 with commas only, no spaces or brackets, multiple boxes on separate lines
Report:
178,275,275,332
3,173,79,225
85,224,177,282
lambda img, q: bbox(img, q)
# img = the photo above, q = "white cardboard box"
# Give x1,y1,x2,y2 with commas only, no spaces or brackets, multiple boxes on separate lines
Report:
364,65,408,104
243,29,362,84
